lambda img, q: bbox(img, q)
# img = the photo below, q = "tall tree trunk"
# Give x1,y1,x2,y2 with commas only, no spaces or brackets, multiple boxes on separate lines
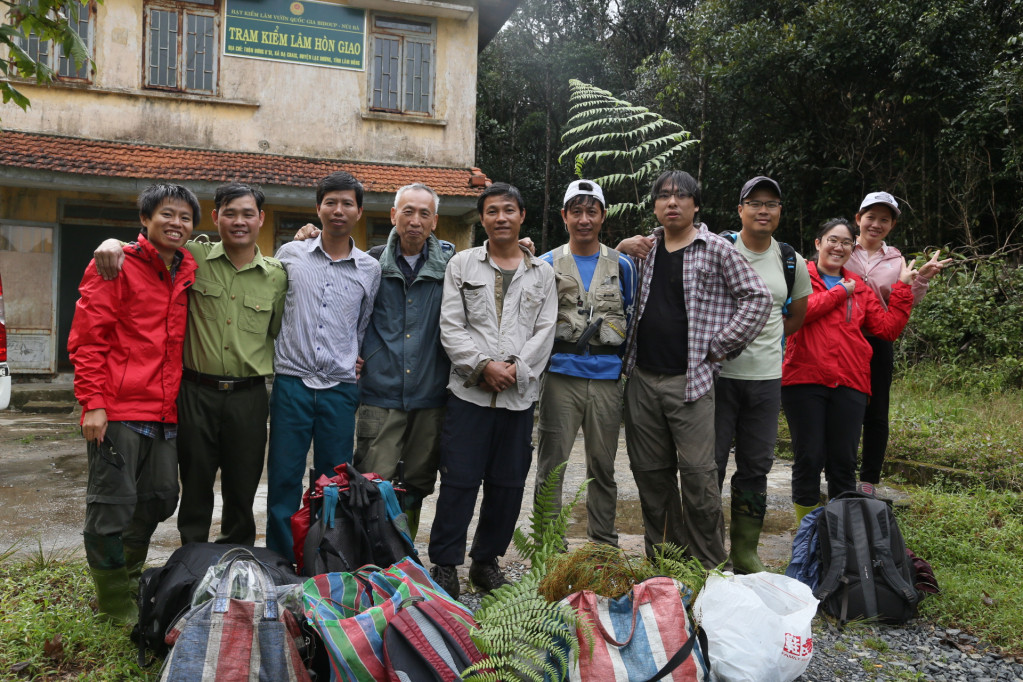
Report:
508,100,518,181
542,73,553,254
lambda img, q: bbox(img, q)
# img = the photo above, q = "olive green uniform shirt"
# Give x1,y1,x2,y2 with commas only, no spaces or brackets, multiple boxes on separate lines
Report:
182,240,287,378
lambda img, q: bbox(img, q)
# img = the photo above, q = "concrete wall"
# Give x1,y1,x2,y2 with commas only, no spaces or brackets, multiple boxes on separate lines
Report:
2,0,480,168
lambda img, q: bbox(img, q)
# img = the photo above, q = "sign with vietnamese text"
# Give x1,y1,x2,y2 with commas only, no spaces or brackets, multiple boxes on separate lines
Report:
224,0,365,70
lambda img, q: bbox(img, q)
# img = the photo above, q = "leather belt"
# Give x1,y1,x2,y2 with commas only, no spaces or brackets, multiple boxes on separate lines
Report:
182,368,265,391
552,341,620,356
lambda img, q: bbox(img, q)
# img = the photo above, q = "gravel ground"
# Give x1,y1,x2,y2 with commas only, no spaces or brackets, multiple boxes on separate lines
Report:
799,620,1023,681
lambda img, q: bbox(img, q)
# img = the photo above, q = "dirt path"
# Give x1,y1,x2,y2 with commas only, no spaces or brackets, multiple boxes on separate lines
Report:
0,407,903,570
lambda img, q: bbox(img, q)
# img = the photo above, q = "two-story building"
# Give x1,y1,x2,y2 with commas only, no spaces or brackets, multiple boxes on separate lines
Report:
0,0,515,376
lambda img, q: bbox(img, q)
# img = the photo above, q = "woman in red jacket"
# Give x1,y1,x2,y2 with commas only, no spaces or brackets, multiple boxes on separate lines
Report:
782,218,914,524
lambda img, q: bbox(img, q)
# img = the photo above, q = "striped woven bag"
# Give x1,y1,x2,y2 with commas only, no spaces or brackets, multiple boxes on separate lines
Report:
563,577,709,682
303,557,473,682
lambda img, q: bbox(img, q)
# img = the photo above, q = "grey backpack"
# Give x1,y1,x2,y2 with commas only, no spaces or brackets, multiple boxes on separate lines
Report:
814,491,921,625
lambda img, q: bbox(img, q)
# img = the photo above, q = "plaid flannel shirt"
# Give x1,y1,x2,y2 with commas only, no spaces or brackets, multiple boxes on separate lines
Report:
623,224,772,401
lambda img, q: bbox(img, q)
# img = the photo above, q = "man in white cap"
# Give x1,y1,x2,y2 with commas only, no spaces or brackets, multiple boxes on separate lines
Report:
534,179,637,546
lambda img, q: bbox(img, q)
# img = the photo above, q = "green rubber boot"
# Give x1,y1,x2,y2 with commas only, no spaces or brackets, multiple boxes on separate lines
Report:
124,543,149,600
90,566,139,625
729,490,767,575
794,502,823,528
406,506,421,541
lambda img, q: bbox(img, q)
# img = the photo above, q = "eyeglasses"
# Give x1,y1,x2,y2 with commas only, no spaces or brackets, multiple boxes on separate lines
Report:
824,236,855,248
743,200,781,210
655,190,692,202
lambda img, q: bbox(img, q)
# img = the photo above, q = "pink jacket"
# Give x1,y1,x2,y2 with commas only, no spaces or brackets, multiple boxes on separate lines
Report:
846,242,930,308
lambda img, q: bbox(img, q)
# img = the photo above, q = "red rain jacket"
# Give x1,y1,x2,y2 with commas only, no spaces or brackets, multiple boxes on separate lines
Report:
782,261,912,395
68,235,196,424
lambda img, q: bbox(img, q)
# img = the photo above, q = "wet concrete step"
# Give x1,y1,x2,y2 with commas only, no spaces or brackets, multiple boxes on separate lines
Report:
18,400,76,414
9,383,77,412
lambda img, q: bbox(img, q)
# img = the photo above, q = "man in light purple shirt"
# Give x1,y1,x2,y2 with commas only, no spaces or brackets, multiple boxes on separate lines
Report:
266,171,381,561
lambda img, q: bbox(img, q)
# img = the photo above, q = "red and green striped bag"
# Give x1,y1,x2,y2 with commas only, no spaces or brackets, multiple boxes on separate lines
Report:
303,557,475,682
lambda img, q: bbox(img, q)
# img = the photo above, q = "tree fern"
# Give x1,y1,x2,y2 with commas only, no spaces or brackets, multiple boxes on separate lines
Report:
462,465,590,681
559,79,698,226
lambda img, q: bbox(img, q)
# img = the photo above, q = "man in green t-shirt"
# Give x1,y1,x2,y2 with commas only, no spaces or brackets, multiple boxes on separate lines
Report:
715,176,812,573
94,183,287,554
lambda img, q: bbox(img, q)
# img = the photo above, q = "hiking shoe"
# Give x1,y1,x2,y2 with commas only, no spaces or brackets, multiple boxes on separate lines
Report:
430,564,459,600
857,481,876,497
468,558,511,593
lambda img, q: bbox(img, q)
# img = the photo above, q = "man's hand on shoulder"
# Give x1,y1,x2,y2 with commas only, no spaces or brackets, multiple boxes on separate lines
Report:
518,237,536,255
294,224,321,241
617,235,654,261
94,239,126,280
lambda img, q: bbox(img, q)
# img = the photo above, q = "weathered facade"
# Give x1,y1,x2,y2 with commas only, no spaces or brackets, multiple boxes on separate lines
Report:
0,0,516,374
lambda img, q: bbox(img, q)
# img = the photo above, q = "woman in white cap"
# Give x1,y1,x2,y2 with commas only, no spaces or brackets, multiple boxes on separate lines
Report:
846,192,950,496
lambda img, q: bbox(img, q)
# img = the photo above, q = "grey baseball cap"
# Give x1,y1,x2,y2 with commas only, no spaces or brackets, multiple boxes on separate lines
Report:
739,176,782,202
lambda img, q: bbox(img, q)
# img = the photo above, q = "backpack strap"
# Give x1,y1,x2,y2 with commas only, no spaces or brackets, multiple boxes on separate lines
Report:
846,500,879,620
814,502,849,601
866,501,920,605
778,241,797,314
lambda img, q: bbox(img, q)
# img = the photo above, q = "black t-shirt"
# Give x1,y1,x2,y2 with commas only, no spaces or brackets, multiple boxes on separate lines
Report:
636,240,689,374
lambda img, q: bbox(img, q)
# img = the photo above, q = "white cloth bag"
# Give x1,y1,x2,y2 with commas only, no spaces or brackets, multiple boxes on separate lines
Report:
692,572,818,682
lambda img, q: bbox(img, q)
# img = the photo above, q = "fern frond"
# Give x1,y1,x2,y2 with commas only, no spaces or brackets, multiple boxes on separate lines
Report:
560,79,697,223
463,468,591,681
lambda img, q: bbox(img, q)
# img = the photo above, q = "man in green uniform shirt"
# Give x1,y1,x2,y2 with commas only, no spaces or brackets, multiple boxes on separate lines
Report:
94,183,287,548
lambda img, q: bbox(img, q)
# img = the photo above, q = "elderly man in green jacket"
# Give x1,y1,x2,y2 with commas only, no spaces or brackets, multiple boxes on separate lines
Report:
356,183,454,538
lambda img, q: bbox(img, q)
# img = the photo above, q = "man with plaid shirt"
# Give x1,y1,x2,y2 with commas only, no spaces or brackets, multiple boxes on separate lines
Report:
620,170,771,569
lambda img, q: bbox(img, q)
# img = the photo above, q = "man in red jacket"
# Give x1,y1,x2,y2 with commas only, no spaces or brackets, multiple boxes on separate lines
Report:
68,184,198,623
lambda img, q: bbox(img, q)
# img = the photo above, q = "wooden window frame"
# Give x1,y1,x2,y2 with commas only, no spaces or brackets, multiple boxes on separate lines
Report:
368,13,435,117
11,3,95,83
143,0,220,96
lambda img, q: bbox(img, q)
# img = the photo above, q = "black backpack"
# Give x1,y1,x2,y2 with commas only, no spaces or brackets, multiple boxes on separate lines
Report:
813,492,922,625
720,230,798,315
133,543,302,664
301,478,419,577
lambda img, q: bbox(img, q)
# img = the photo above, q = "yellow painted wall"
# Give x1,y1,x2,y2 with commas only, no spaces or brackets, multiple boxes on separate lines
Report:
2,0,480,168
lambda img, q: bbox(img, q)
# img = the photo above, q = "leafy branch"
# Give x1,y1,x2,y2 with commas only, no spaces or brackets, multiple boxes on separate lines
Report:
559,79,698,225
1,1,95,112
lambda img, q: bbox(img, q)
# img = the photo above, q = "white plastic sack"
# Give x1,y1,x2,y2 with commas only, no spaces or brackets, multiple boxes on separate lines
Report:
693,572,818,682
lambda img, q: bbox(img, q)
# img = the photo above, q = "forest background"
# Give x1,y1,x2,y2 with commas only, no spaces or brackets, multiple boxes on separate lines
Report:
476,0,1023,257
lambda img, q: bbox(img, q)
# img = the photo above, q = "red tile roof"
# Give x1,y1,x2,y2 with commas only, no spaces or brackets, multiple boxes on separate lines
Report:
0,130,489,196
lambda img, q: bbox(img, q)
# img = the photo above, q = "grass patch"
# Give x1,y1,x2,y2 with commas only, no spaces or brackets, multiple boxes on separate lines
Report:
775,361,1023,486
887,365,1023,486
899,485,1023,652
0,550,157,680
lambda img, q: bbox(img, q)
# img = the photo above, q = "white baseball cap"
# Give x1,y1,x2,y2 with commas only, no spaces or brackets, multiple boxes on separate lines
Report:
563,179,605,209
859,191,901,217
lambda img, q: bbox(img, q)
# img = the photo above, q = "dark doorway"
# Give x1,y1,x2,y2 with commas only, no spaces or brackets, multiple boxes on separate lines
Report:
57,225,142,370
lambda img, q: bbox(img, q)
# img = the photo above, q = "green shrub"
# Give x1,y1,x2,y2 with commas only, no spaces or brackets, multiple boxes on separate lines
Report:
896,255,1023,390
